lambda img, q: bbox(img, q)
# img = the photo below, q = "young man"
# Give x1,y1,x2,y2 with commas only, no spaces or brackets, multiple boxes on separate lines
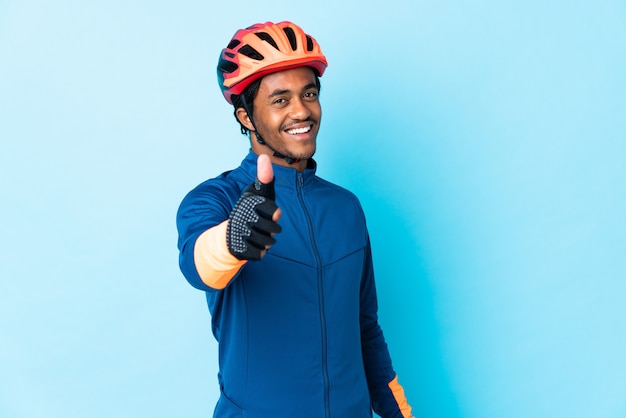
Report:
176,21,414,418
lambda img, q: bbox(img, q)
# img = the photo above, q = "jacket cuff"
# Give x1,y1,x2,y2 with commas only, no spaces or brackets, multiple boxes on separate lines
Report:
194,220,247,290
388,375,414,418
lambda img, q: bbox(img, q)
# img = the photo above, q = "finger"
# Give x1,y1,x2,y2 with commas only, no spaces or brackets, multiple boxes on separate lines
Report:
272,207,282,223
246,229,276,248
255,199,279,220
257,154,274,184
253,154,276,199
251,217,281,235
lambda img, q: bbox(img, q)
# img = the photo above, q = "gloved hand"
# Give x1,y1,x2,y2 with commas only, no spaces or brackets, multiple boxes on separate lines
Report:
226,155,282,260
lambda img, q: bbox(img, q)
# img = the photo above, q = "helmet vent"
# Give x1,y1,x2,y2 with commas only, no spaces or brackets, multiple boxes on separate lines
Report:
254,32,279,50
218,59,238,75
238,45,264,60
227,39,241,49
282,27,298,51
305,35,314,51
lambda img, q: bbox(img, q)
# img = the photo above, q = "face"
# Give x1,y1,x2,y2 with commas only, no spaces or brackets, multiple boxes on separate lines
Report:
242,67,322,170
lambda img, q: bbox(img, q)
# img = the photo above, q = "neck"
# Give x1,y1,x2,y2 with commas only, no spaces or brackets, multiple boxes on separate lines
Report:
250,135,308,172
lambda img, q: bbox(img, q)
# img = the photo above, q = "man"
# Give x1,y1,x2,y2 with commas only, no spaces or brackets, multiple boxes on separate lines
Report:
176,21,413,418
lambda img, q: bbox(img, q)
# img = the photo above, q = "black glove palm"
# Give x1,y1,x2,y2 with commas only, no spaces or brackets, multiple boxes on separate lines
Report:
226,178,281,260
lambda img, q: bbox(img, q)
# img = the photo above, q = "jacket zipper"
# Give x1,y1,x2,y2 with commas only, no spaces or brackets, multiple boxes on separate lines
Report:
297,173,331,418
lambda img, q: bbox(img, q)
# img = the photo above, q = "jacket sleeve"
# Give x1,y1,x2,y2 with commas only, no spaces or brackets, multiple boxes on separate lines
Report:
360,237,414,418
176,182,245,291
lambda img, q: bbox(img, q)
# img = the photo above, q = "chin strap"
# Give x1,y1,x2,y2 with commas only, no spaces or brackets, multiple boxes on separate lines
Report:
240,95,299,165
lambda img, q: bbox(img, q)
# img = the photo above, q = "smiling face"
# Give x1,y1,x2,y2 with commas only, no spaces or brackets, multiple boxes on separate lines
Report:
237,67,322,171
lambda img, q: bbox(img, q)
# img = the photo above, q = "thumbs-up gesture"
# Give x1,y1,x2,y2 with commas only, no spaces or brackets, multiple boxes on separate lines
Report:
227,154,282,260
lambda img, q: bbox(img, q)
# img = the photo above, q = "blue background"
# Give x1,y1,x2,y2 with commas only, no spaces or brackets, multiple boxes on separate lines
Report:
1,1,625,417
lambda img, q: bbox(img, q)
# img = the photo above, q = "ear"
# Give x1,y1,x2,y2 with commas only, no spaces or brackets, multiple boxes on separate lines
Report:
236,107,255,132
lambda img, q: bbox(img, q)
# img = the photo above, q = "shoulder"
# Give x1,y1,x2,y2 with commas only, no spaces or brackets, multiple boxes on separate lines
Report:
182,170,237,203
177,169,249,223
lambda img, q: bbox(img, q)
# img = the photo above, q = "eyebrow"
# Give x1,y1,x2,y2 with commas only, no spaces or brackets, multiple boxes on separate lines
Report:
268,82,318,98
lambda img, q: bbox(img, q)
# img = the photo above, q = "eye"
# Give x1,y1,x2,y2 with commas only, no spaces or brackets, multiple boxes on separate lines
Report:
303,90,318,101
272,97,288,106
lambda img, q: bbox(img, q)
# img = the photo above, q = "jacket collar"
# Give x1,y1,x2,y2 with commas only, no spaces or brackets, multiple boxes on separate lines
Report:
240,150,317,193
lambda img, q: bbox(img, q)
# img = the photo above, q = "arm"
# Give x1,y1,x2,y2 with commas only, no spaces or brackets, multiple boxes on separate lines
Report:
177,156,281,291
176,184,241,292
360,238,414,418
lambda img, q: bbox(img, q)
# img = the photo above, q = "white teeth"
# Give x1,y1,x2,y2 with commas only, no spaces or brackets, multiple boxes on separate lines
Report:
287,126,311,135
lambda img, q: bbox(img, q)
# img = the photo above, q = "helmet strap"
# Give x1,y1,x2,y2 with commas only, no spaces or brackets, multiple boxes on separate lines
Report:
240,95,299,165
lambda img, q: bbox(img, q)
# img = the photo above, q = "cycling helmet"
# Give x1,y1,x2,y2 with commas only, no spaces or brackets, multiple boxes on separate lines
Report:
217,21,328,104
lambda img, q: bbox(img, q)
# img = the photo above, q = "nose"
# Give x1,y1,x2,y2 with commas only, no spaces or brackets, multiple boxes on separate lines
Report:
289,97,311,120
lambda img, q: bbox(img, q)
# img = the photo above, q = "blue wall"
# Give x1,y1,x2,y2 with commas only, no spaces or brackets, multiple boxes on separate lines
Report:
1,1,625,417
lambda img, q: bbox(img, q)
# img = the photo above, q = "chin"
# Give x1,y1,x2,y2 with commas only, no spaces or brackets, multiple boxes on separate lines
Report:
293,147,316,161
277,141,315,160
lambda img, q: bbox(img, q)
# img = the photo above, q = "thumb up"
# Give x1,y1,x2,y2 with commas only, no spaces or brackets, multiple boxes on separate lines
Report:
251,154,277,201
253,154,281,222
256,154,274,189
226,154,282,260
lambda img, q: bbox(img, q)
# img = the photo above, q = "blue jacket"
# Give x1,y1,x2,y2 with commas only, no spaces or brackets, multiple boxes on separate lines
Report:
177,151,410,418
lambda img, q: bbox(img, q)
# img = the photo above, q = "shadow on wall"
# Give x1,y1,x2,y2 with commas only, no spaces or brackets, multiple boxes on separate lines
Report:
319,89,461,417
